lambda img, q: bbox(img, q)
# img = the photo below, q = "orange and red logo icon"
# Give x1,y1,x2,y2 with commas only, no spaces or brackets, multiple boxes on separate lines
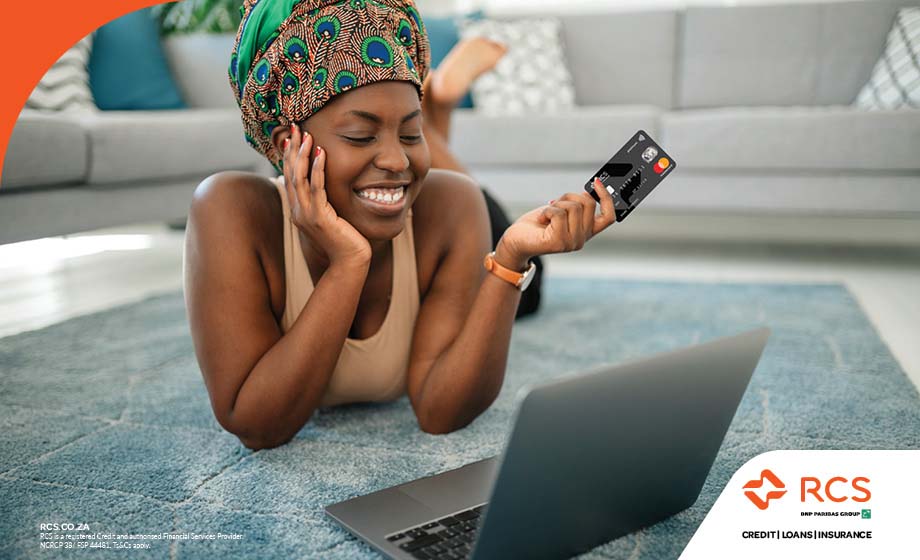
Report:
743,469,787,510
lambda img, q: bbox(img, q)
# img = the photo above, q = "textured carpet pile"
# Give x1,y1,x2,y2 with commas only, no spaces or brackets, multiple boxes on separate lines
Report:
1,277,919,559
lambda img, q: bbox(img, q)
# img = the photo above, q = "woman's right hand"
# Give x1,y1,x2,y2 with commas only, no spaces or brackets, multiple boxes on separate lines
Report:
283,124,372,265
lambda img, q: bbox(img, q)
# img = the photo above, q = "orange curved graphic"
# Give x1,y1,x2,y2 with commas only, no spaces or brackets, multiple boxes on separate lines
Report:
743,469,787,510
0,0,166,181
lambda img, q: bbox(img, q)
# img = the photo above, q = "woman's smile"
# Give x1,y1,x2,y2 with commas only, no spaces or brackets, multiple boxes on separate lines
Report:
353,184,409,216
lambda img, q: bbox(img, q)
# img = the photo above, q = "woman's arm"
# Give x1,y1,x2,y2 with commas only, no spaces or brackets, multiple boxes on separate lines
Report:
185,173,369,450
405,174,519,434
407,175,615,434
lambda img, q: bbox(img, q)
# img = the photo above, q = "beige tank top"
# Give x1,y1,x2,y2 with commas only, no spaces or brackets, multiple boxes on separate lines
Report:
272,176,420,407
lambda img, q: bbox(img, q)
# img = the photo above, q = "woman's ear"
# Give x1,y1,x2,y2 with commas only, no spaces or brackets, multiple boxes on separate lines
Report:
270,123,294,157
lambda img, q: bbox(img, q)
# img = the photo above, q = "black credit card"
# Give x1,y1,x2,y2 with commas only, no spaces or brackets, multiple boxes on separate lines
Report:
584,130,676,222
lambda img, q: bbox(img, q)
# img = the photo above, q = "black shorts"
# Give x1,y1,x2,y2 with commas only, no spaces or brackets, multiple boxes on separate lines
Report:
480,187,543,319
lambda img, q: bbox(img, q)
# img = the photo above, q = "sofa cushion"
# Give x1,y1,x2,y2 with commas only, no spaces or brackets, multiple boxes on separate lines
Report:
449,105,660,166
89,8,185,111
661,106,920,171
854,7,920,110
1,110,88,191
678,1,914,109
460,17,576,115
642,172,920,216
25,34,97,113
817,1,915,106
161,34,239,110
679,3,822,109
557,10,678,109
75,108,266,184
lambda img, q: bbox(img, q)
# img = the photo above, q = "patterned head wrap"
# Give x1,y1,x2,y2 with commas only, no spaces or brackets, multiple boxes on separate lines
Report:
229,0,430,173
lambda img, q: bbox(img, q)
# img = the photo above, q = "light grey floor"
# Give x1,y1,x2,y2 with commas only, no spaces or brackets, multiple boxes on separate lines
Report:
1,221,918,394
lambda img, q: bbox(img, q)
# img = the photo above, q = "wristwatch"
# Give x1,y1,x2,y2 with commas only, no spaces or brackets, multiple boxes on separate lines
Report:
483,251,537,291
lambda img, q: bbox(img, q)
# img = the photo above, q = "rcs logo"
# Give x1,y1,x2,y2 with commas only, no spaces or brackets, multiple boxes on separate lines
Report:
742,470,871,510
743,469,787,510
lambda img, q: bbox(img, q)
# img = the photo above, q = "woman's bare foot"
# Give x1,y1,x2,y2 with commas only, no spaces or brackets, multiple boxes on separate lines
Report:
428,36,508,108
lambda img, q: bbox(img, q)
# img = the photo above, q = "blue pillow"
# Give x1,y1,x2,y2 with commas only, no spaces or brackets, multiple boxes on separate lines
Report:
89,8,185,110
423,11,484,109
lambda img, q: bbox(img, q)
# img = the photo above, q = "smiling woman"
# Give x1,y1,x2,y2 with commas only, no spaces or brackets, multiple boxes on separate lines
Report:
182,0,616,450
280,88,429,246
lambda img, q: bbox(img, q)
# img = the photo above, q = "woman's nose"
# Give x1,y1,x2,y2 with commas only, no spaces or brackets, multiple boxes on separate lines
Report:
373,136,410,173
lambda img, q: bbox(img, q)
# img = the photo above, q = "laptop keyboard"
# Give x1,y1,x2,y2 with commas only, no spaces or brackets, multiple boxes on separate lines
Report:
385,504,486,559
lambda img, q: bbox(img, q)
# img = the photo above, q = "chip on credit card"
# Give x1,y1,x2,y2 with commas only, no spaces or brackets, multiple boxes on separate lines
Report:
584,130,677,222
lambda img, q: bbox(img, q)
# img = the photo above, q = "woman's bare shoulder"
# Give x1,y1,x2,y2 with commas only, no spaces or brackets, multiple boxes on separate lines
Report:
413,168,485,231
189,171,282,232
188,170,287,258
187,170,286,317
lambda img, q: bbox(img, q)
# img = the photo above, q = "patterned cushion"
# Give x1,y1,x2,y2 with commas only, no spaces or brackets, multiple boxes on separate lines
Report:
854,7,920,110
460,17,576,115
25,34,97,113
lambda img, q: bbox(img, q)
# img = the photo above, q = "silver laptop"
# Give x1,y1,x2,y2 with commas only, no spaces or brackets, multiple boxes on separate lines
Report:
326,327,770,560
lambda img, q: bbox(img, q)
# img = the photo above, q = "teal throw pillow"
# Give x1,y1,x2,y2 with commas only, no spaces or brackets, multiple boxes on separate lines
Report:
89,7,185,110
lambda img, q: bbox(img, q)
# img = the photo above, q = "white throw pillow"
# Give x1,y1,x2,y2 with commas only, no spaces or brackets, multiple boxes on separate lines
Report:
459,17,576,115
25,34,97,113
854,7,919,110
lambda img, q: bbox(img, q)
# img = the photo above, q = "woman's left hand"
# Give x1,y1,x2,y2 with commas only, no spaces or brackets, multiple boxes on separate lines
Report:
496,178,616,267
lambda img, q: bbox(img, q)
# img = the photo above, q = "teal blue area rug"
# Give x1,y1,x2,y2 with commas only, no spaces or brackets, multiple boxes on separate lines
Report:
2,277,919,559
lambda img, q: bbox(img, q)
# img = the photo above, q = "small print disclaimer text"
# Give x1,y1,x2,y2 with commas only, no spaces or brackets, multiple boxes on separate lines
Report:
38,523,243,550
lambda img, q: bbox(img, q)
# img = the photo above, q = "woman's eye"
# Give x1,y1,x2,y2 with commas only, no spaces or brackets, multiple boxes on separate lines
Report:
344,135,421,144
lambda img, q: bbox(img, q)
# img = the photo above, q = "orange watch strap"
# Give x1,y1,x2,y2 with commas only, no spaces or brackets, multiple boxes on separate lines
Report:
483,251,525,287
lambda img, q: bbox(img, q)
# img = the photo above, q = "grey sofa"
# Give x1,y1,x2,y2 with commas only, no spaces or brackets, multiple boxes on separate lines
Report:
0,34,275,245
452,0,920,221
2,0,918,245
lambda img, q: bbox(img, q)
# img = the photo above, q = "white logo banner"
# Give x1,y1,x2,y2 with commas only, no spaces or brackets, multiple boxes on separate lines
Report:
680,450,920,559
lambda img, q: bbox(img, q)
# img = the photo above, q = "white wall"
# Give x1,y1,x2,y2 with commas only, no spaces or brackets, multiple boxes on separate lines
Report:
416,0,459,16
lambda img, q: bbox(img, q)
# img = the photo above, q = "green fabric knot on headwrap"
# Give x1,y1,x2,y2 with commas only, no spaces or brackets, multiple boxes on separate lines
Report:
229,0,430,174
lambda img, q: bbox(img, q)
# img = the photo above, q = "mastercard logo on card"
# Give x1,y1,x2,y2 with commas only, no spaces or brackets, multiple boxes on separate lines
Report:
653,157,670,174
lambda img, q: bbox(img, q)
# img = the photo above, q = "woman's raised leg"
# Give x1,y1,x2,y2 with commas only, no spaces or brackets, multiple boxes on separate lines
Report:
421,36,507,142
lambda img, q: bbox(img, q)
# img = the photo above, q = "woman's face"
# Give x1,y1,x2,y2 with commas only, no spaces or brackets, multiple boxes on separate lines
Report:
274,80,430,242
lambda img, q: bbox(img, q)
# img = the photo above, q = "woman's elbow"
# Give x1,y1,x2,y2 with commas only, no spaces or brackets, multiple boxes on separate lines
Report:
238,432,292,450
416,410,472,435
418,418,448,435
414,395,494,435
215,409,297,450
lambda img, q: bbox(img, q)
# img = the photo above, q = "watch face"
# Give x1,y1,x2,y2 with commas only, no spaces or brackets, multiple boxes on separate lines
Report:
519,262,536,291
